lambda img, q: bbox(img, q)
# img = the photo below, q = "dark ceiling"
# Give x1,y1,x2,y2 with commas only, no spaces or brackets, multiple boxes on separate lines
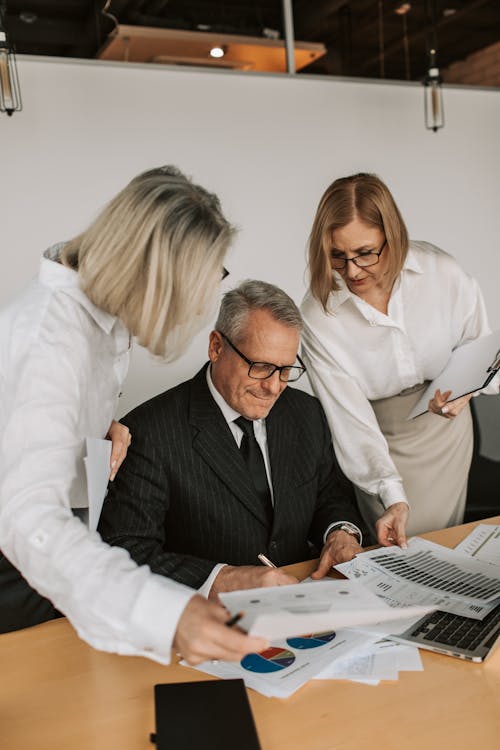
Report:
4,0,500,82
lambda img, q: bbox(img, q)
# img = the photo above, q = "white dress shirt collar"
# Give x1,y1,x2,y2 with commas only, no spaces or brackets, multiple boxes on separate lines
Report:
40,244,118,335
327,244,424,314
206,364,242,424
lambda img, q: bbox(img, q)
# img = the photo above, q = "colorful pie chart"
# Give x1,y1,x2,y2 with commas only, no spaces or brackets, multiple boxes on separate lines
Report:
241,646,296,673
286,631,336,650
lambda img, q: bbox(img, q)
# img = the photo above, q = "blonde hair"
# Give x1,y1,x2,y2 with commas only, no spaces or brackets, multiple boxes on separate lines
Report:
308,173,409,311
61,166,235,359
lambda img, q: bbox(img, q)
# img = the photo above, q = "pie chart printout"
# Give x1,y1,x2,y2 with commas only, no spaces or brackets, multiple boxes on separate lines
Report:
286,631,336,650
241,647,296,673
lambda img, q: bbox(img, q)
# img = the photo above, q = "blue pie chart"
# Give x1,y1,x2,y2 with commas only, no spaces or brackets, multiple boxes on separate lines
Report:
286,631,336,650
241,646,296,673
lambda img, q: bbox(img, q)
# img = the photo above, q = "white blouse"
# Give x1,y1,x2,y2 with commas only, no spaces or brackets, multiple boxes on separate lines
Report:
0,246,193,663
301,241,496,509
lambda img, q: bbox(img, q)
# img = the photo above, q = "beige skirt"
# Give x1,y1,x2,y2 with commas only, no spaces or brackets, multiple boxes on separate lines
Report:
355,385,474,538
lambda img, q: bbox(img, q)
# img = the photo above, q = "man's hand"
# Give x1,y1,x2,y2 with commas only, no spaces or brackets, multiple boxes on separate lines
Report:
428,389,473,419
209,565,298,599
375,502,409,548
311,530,362,579
106,420,132,480
173,595,268,665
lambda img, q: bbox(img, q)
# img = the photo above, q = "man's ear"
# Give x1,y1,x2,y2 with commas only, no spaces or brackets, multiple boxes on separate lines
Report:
208,330,223,363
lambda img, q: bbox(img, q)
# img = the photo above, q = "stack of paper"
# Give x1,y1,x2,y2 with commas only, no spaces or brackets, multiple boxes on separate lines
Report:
313,638,423,686
189,629,373,698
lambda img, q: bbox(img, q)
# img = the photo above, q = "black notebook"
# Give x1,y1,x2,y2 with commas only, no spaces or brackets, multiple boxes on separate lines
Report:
152,679,262,750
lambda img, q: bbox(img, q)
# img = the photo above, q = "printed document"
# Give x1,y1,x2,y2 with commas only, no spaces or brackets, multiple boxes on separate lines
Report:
219,579,430,640
336,537,500,619
187,629,374,698
455,524,500,566
84,437,111,532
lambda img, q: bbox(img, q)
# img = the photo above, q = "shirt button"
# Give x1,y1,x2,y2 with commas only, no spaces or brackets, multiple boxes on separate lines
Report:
30,529,50,549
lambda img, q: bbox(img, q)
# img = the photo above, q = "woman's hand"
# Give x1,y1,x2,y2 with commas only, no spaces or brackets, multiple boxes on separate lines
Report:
106,420,132,480
375,502,409,548
428,389,473,419
173,595,268,665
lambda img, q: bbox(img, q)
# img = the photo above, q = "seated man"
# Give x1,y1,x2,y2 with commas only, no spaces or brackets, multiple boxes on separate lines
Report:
99,280,363,597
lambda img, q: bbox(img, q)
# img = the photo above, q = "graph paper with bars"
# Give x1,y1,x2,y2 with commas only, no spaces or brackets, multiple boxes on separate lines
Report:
368,547,500,601
336,537,500,620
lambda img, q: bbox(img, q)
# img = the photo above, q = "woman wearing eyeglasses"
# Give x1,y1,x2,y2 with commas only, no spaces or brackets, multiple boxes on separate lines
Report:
300,173,496,547
0,165,267,664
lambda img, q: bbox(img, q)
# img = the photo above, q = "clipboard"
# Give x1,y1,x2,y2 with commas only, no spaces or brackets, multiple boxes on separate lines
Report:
408,330,500,419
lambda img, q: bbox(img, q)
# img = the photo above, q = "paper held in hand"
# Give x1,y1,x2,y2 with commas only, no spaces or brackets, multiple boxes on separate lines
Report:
408,330,500,419
219,579,431,641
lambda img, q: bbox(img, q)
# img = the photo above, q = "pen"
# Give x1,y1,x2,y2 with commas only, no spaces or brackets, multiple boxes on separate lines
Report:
225,611,244,628
258,553,277,568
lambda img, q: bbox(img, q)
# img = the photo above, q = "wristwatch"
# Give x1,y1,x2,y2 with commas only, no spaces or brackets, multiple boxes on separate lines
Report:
336,522,362,544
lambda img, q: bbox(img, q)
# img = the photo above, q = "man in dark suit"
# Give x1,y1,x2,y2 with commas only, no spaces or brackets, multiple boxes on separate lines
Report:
99,281,363,597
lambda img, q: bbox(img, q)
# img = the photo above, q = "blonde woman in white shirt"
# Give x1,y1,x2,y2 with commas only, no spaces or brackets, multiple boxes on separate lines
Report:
0,165,267,665
301,173,496,547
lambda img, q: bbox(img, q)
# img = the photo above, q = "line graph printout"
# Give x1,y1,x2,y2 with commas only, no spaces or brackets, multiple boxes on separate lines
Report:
455,525,500,566
336,537,500,620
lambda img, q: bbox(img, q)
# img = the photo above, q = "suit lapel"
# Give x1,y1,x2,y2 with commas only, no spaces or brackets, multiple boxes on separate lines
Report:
266,390,298,517
189,366,269,528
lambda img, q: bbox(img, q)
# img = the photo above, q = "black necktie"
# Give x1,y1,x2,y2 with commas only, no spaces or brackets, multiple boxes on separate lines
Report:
235,416,273,524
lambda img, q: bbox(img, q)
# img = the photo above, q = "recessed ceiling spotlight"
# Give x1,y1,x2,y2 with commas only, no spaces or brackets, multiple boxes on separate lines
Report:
19,11,37,24
209,46,225,59
442,8,457,17
394,2,411,14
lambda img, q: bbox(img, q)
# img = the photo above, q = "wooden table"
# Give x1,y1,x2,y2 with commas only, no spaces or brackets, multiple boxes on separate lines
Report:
2,518,500,750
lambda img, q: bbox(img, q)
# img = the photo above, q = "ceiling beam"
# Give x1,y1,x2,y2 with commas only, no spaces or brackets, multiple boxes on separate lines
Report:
294,0,349,39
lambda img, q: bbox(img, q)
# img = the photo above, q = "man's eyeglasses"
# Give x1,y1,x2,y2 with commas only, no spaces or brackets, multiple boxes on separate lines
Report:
219,332,307,383
330,241,386,270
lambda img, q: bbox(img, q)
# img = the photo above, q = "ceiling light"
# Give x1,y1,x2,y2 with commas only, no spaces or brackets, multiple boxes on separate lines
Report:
423,49,444,132
0,5,22,116
394,2,411,14
19,11,37,24
209,46,225,59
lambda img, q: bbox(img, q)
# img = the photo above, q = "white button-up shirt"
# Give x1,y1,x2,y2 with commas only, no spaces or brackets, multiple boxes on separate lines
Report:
0,246,193,663
301,241,497,509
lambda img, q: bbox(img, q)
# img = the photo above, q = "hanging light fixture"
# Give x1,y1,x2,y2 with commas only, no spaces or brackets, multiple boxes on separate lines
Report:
0,2,21,116
423,48,444,131
423,0,444,132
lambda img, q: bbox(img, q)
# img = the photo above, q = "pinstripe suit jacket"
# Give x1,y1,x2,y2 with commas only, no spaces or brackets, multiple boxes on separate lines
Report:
98,365,361,589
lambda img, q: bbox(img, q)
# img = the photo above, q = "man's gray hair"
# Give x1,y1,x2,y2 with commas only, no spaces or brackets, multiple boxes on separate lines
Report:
215,280,303,342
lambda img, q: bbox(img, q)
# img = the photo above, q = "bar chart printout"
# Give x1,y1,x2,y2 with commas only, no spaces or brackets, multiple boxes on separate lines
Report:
455,525,500,566
336,537,500,620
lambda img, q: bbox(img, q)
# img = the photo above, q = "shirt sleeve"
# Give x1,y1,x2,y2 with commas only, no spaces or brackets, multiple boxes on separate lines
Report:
0,341,193,664
301,322,408,509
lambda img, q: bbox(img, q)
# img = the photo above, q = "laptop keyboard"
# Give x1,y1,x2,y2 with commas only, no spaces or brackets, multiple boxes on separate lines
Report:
410,604,500,652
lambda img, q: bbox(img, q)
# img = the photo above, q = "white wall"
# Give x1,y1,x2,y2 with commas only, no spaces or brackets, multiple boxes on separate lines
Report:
1,58,499,431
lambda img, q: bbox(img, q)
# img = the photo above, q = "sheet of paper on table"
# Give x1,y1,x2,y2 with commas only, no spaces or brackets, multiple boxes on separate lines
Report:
455,524,500,566
219,579,431,641
335,537,500,620
186,629,378,698
314,638,423,684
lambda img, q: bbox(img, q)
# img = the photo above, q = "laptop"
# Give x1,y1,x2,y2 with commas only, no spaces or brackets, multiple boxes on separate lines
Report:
389,600,500,662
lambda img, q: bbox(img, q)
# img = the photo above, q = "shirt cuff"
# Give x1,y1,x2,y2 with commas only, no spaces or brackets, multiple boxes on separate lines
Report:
379,480,409,509
127,574,195,663
323,521,363,546
198,563,227,598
